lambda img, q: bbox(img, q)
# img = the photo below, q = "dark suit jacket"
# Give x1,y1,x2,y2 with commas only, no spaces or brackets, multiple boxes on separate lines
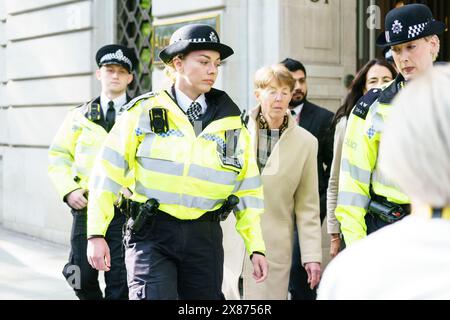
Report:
298,100,334,222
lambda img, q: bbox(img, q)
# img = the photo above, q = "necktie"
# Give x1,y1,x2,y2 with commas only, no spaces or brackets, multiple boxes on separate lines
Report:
106,100,116,131
186,101,202,124
290,109,300,123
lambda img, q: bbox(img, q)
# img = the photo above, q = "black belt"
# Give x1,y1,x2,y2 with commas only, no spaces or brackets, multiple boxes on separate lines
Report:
153,210,221,222
124,200,220,222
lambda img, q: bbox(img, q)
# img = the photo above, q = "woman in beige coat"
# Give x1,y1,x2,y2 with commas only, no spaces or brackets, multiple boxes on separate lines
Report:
222,64,322,300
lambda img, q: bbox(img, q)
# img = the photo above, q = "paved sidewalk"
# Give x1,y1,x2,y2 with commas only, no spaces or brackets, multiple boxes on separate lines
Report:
0,226,76,300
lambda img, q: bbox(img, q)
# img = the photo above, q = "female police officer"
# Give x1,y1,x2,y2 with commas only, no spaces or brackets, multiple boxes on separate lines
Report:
86,24,268,300
335,4,444,246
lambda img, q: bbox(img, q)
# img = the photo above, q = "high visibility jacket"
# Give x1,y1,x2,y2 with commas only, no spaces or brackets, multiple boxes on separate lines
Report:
87,89,266,255
48,98,126,200
335,75,410,245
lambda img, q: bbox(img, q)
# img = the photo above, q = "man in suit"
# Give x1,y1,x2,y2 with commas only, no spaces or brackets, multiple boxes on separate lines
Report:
281,58,334,300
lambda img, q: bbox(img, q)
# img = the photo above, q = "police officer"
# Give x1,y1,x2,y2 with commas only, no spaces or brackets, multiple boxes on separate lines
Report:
48,44,137,299
86,24,268,300
335,4,445,246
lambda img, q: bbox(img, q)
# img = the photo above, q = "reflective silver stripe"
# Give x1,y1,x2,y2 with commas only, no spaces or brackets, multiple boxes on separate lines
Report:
49,157,73,167
341,159,371,185
337,192,370,209
77,145,98,156
101,147,129,171
181,194,222,211
49,145,70,154
137,157,184,176
236,196,264,212
135,181,222,210
372,169,399,189
233,176,262,193
75,166,90,177
188,164,237,186
91,176,122,194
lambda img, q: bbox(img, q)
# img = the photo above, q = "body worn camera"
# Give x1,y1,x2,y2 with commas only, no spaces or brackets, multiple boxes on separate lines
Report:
88,103,101,121
150,108,169,134
368,200,408,224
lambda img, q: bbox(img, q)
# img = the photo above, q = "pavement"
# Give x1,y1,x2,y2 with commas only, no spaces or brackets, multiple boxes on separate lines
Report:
0,223,330,300
0,226,82,300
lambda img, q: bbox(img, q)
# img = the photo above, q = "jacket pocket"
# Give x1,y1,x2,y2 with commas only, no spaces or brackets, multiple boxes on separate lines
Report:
217,150,242,173
129,283,147,300
136,133,179,162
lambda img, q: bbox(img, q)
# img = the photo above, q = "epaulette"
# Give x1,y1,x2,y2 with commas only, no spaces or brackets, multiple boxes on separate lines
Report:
125,91,156,111
73,101,89,110
352,88,382,120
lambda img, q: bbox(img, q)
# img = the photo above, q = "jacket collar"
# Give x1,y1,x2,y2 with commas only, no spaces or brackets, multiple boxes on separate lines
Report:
160,88,243,132
248,105,297,135
378,74,406,104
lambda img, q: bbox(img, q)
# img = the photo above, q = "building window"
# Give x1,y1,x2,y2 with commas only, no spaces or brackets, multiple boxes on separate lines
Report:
117,0,153,96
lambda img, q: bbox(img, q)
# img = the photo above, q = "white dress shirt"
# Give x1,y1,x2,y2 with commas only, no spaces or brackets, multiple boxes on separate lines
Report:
290,103,304,122
100,92,127,118
174,86,207,115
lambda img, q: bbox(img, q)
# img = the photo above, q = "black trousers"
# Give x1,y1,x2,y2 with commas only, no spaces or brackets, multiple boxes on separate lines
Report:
62,207,128,300
288,197,326,301
124,213,224,300
288,227,317,300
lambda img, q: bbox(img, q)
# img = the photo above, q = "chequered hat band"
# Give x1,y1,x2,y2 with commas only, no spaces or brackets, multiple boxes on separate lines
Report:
100,49,133,70
408,22,429,39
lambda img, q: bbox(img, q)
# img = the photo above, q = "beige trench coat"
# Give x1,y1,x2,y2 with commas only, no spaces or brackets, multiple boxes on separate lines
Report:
222,107,323,300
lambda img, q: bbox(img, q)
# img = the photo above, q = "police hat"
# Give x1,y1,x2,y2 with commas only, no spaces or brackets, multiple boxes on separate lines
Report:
95,44,138,73
376,4,446,48
158,24,234,64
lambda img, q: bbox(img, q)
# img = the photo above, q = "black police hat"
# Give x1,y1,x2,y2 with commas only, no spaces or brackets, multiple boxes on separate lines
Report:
159,24,234,64
376,4,446,48
95,44,138,73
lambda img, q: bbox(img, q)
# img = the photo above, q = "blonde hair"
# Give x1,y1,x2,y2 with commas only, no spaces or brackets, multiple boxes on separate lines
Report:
163,54,185,83
254,64,295,91
379,65,450,207
424,35,440,62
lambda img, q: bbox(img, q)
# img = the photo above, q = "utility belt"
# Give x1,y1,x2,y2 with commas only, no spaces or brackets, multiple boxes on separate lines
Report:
367,194,411,224
119,195,239,233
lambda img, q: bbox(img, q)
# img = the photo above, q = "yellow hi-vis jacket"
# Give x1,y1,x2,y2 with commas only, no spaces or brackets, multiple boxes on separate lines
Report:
335,76,410,245
87,89,266,255
48,98,126,200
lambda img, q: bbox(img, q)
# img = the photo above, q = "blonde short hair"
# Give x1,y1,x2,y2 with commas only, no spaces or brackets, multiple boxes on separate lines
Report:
424,35,441,62
379,65,450,207
163,54,185,83
253,64,295,91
